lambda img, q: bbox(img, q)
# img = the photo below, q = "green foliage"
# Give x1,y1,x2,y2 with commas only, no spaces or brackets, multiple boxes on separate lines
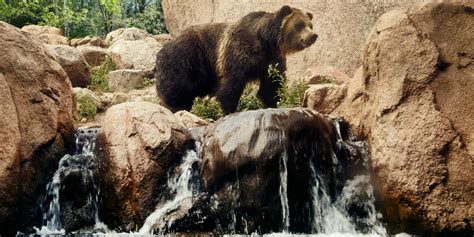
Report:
268,64,308,108
237,83,263,112
190,64,308,120
0,0,167,38
123,5,166,35
89,56,116,92
277,79,308,108
0,0,51,27
142,77,155,87
190,97,224,121
76,94,97,120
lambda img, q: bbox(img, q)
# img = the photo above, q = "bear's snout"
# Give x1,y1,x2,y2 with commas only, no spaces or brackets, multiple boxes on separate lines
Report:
307,33,318,46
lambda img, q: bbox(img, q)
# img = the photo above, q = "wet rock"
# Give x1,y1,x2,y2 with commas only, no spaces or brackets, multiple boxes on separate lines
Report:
56,155,97,231
305,2,474,234
108,37,162,76
0,21,75,236
105,27,151,44
76,45,108,67
71,35,107,48
174,110,210,128
199,108,359,233
107,69,145,92
47,44,92,87
96,102,193,230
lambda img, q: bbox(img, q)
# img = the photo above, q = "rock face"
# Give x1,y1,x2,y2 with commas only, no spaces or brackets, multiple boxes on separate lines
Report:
305,2,474,234
303,84,347,115
76,45,108,67
303,66,351,85
105,27,151,44
108,37,162,76
47,44,92,87
0,21,75,235
161,0,430,79
107,69,145,92
96,102,193,230
21,25,69,45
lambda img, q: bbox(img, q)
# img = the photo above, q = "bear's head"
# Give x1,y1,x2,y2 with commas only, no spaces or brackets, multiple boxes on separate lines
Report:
277,5,318,55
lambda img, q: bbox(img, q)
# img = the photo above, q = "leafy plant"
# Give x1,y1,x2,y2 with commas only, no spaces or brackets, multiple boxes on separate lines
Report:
268,64,308,108
237,83,264,112
142,77,155,87
190,97,224,121
76,94,97,120
89,56,116,92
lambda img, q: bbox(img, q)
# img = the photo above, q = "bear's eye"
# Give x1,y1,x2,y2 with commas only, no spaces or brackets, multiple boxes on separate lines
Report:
295,22,305,31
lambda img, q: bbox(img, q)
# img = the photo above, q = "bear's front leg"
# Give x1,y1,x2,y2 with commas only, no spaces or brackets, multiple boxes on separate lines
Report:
258,62,286,108
215,77,247,114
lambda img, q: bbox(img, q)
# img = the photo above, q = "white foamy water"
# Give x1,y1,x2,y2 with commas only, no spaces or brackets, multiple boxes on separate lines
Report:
279,150,290,232
35,128,107,235
139,149,199,234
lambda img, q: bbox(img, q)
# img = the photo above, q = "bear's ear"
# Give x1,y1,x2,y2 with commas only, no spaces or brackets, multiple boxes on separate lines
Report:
307,12,313,20
277,5,293,19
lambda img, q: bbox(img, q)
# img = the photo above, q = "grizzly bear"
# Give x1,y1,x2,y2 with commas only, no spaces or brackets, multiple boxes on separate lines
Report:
155,5,317,114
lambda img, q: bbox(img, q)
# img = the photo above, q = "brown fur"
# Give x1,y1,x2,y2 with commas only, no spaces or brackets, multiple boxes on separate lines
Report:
155,5,317,114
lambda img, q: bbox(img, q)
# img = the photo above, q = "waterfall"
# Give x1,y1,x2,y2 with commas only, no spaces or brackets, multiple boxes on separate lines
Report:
307,121,386,235
139,148,200,234
34,128,104,234
279,150,290,232
23,109,391,236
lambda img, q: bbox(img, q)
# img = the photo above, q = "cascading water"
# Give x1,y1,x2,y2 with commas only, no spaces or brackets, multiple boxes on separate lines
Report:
34,127,105,234
139,148,200,234
306,121,385,235
279,150,290,233
21,109,390,236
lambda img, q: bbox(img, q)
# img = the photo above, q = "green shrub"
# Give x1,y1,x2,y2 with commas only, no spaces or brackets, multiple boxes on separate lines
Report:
76,94,97,120
190,97,223,121
190,64,308,120
89,56,116,92
237,83,263,112
268,64,309,108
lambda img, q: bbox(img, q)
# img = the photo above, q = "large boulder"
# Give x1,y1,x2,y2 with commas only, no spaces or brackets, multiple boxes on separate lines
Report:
21,25,69,45
95,102,193,231
0,21,75,235
162,0,424,79
47,45,92,87
305,2,474,234
105,27,151,44
76,45,108,68
107,69,145,92
198,108,362,233
108,38,162,76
